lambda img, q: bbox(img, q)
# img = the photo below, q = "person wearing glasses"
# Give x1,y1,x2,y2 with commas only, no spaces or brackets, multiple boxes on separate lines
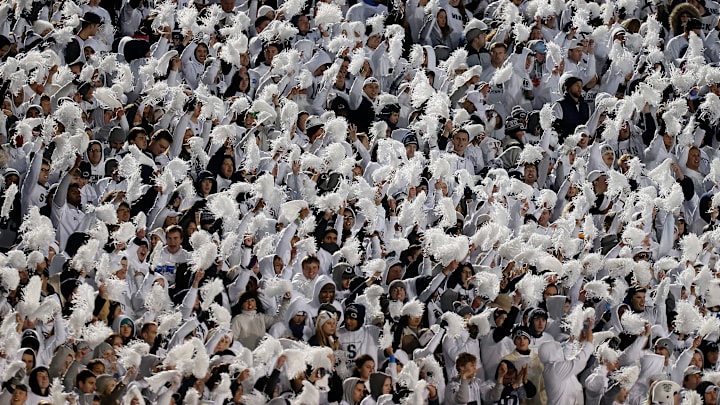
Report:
84,140,105,186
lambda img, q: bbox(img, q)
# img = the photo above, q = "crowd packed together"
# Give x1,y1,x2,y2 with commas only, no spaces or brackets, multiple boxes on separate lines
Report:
2,0,720,402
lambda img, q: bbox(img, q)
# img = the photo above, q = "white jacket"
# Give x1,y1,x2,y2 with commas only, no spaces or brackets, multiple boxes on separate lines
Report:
538,341,594,405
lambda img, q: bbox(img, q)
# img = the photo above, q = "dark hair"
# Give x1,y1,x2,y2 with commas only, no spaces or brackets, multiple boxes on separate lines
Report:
0,35,11,50
127,127,147,143
28,366,49,395
194,43,209,58
301,255,320,268
107,302,122,326
183,96,198,113
264,42,283,53
224,71,251,98
494,359,517,380
141,322,158,335
446,262,473,290
254,15,271,29
455,352,477,373
165,224,183,238
151,128,173,145
87,359,105,373
76,369,96,387
20,348,36,368
233,291,265,316
436,9,452,38
352,354,375,377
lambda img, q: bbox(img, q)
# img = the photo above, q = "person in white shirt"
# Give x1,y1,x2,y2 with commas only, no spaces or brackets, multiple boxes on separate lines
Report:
564,39,598,89
665,18,703,66
20,148,49,218
154,224,190,286
51,166,86,252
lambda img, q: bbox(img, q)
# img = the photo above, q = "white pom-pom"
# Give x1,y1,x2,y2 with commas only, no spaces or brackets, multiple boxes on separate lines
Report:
263,278,292,298
157,312,182,337
606,170,630,200
516,274,546,308
698,315,720,338
355,198,378,231
674,300,702,335
112,222,136,246
474,271,500,301
92,203,119,225
144,283,172,314
207,192,241,232
282,348,308,379
681,233,703,263
423,228,469,266
378,321,393,349
440,312,467,338
434,197,457,228
210,125,237,147
200,278,224,311
190,243,217,273
611,365,640,390
116,340,149,370
490,62,513,86
19,208,55,252
348,48,365,76
517,144,544,166
620,311,646,335
291,381,319,405
294,237,317,257
184,388,200,405
17,276,55,322
621,227,645,248
683,391,704,405
546,41,563,67
705,157,720,185
94,87,122,110
401,299,425,317
208,302,231,329
0,184,17,219
387,238,410,257
279,0,306,18
360,258,384,279
535,189,557,211
584,280,610,301
103,277,128,303
700,93,720,123
561,305,594,339
538,103,555,132
633,261,653,286
80,321,114,350
314,2,343,27
596,341,620,363
468,308,494,337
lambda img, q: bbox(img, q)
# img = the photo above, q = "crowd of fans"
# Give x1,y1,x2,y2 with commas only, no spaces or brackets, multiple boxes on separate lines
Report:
1,0,720,403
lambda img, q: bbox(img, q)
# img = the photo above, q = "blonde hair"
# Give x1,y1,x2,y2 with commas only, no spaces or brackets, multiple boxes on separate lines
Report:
315,311,340,350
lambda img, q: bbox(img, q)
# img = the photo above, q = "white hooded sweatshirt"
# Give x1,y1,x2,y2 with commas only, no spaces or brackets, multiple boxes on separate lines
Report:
538,340,594,405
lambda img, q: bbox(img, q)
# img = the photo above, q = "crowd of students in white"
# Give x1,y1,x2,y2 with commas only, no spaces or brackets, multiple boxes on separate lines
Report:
1,0,720,403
